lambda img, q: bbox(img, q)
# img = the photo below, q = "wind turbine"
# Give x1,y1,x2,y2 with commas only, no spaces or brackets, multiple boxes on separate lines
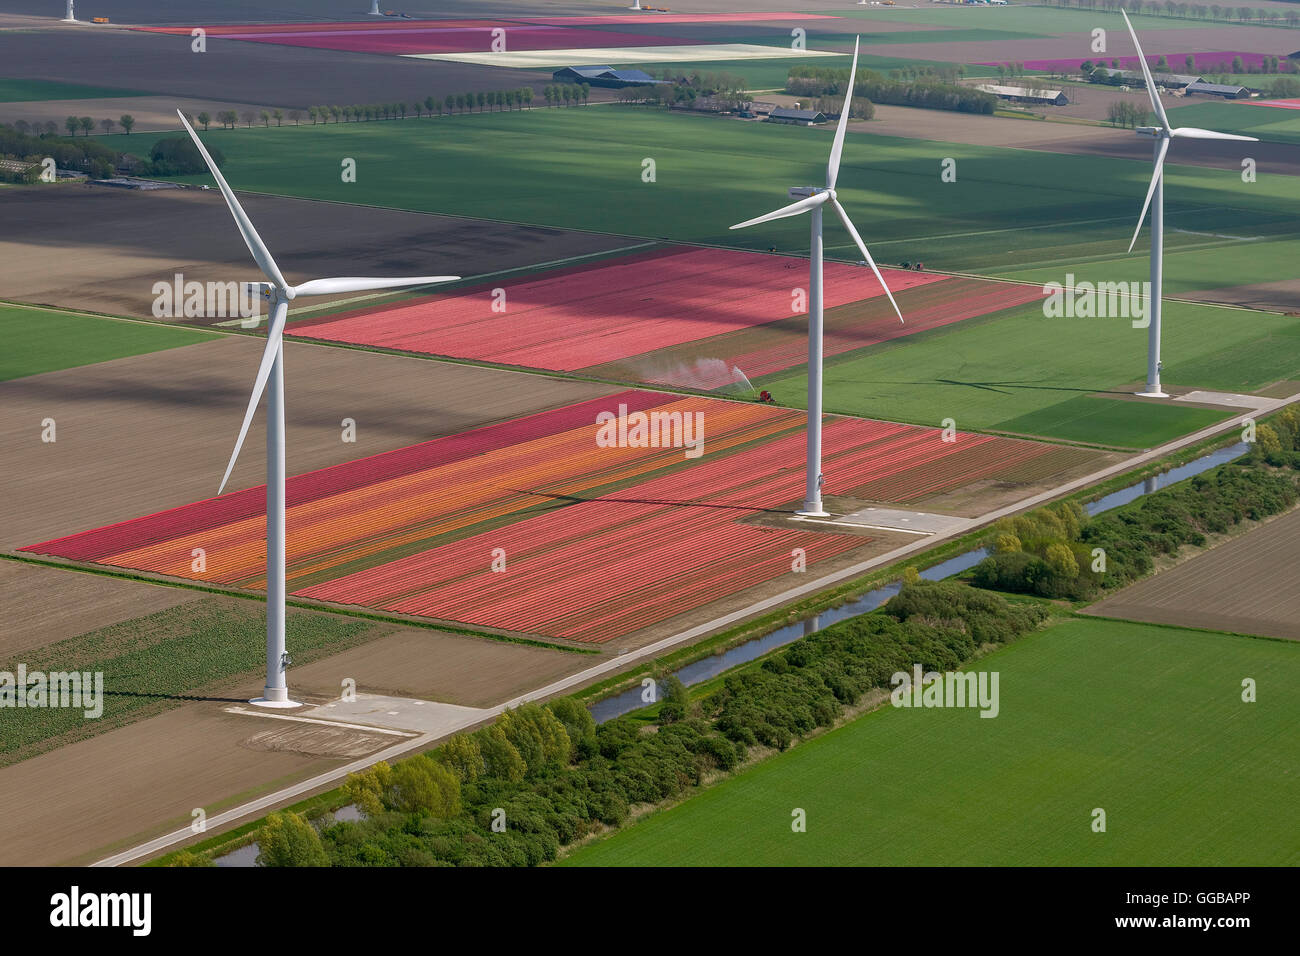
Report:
368,1,382,15
1120,10,1256,398
176,110,458,707
61,0,75,22
730,37,901,518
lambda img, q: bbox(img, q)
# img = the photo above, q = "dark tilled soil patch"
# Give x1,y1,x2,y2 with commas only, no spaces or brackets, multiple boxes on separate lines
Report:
0,186,635,321
1082,506,1300,641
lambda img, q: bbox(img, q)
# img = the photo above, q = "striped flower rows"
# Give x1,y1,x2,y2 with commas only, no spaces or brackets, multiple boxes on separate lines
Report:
298,424,869,641
297,417,1081,641
23,392,803,593
290,248,945,373
26,394,1089,643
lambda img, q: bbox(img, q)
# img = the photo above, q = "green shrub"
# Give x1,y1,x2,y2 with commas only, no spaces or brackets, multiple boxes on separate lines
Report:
256,811,329,867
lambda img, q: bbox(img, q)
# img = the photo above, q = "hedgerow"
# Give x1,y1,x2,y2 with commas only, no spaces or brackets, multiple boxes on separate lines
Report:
248,583,1045,866
972,421,1300,601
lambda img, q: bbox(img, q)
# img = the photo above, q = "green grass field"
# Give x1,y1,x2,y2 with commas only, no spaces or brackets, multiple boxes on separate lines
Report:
1166,100,1300,146
757,296,1291,446
98,108,1294,294
563,616,1300,866
0,305,218,382
996,234,1300,296
0,597,381,767
0,77,147,102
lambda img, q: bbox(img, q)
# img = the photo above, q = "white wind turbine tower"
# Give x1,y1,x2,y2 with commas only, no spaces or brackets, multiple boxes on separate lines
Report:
368,1,382,15
1120,9,1256,398
176,110,459,707
62,0,75,22
730,37,902,517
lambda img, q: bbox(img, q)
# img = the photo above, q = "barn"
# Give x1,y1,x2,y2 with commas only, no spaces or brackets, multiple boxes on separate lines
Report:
1113,71,1202,90
551,66,665,89
767,107,827,126
1185,80,1250,99
974,83,1069,106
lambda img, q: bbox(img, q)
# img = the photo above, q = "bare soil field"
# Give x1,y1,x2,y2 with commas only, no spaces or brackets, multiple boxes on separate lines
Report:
0,698,351,866
0,1,687,27
1191,278,1300,313
0,27,553,107
1083,507,1300,640
0,561,200,655
288,627,596,708
0,334,618,547
1032,128,1300,177
0,186,635,320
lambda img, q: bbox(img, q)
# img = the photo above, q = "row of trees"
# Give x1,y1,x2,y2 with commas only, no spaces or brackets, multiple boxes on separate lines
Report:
180,580,1045,866
892,63,969,84
607,78,751,112
972,421,1300,602
1086,54,1295,80
1105,100,1149,127
1047,0,1300,27
619,69,752,111
788,64,997,115
61,114,134,137
542,83,591,106
186,89,544,131
812,93,876,121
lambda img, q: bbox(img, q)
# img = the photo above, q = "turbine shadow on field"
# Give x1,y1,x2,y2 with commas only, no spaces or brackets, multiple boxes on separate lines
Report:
102,689,247,704
0,371,248,408
503,488,791,515
831,376,1129,397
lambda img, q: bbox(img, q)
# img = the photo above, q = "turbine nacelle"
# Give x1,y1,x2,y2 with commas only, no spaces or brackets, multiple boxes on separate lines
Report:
172,109,459,495
729,38,902,325
788,186,834,200
1120,10,1258,253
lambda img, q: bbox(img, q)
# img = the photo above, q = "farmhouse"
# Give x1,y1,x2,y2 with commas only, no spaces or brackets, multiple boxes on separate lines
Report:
552,66,665,88
974,83,1068,106
768,107,827,125
1185,80,1250,99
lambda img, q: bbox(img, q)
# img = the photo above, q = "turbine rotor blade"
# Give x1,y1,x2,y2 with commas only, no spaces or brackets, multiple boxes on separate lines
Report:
730,191,830,230
827,35,861,190
217,297,289,496
175,109,289,291
1128,135,1170,253
1120,10,1170,132
829,197,903,324
1170,126,1258,141
292,275,460,297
